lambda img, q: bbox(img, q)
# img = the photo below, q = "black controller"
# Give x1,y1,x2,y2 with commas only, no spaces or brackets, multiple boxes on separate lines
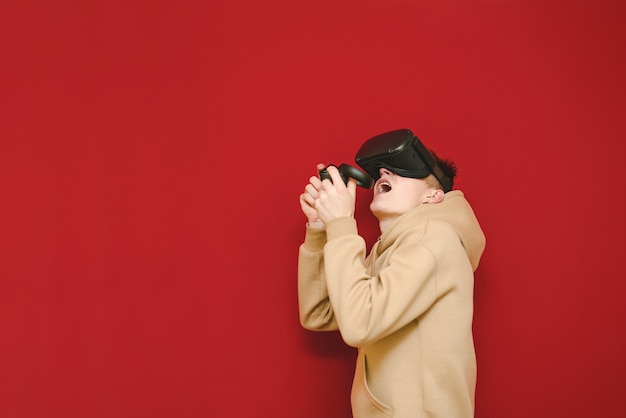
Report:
319,164,373,189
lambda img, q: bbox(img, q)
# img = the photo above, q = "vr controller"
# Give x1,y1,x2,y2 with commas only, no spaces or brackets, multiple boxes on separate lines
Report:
319,164,373,189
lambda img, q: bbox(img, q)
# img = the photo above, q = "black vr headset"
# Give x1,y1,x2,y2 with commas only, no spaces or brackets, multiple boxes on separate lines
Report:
355,129,453,192
321,129,452,193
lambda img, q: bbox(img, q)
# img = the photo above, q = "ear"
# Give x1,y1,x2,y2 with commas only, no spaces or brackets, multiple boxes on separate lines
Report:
424,189,445,204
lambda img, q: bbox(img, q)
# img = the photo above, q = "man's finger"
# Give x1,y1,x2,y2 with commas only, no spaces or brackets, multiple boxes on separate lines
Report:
347,178,358,195
326,165,345,189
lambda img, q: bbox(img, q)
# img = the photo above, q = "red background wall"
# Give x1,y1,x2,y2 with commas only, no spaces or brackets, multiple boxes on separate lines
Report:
1,0,625,417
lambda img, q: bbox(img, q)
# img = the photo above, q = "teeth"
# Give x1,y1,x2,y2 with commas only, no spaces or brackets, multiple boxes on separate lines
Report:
377,182,391,193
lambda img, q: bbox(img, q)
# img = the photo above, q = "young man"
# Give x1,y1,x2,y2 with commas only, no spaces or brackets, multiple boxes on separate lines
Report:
297,131,486,418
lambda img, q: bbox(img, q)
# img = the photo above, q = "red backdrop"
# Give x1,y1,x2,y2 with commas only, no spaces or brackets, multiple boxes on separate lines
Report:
1,0,625,417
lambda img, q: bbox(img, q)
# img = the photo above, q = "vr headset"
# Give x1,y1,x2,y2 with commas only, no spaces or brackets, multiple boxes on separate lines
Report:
355,129,453,193
319,129,452,193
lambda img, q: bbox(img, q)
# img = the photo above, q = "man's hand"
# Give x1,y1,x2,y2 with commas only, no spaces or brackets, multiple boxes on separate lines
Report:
299,163,327,229
315,165,357,223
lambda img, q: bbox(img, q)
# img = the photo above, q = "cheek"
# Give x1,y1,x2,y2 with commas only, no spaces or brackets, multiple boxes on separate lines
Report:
395,186,423,208
398,199,421,213
373,195,418,215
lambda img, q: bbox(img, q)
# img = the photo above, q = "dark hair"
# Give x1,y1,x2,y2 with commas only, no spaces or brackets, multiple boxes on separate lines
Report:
430,150,457,191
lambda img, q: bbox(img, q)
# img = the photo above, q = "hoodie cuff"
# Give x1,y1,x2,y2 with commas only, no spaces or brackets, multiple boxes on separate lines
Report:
303,224,327,251
326,217,358,241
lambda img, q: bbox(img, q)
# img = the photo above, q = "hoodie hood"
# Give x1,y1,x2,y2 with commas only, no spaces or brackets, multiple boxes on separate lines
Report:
378,190,486,271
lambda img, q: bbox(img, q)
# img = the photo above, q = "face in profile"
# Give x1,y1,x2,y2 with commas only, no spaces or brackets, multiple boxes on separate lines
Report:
370,168,437,221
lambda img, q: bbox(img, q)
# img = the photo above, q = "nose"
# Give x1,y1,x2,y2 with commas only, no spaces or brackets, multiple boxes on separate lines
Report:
379,167,393,177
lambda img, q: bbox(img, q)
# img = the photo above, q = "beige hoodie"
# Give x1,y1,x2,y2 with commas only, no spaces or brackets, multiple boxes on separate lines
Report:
298,190,486,418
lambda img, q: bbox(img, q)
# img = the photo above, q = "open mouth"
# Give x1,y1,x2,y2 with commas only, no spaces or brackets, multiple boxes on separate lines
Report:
377,181,392,193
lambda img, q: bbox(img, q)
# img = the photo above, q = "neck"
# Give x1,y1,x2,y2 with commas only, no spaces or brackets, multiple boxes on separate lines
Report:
377,216,397,234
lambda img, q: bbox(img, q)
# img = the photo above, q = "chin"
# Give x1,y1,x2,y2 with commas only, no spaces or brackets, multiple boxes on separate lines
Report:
369,202,386,217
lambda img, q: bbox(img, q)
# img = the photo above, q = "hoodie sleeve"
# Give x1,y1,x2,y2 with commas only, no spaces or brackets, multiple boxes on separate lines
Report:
323,218,442,347
297,225,339,331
